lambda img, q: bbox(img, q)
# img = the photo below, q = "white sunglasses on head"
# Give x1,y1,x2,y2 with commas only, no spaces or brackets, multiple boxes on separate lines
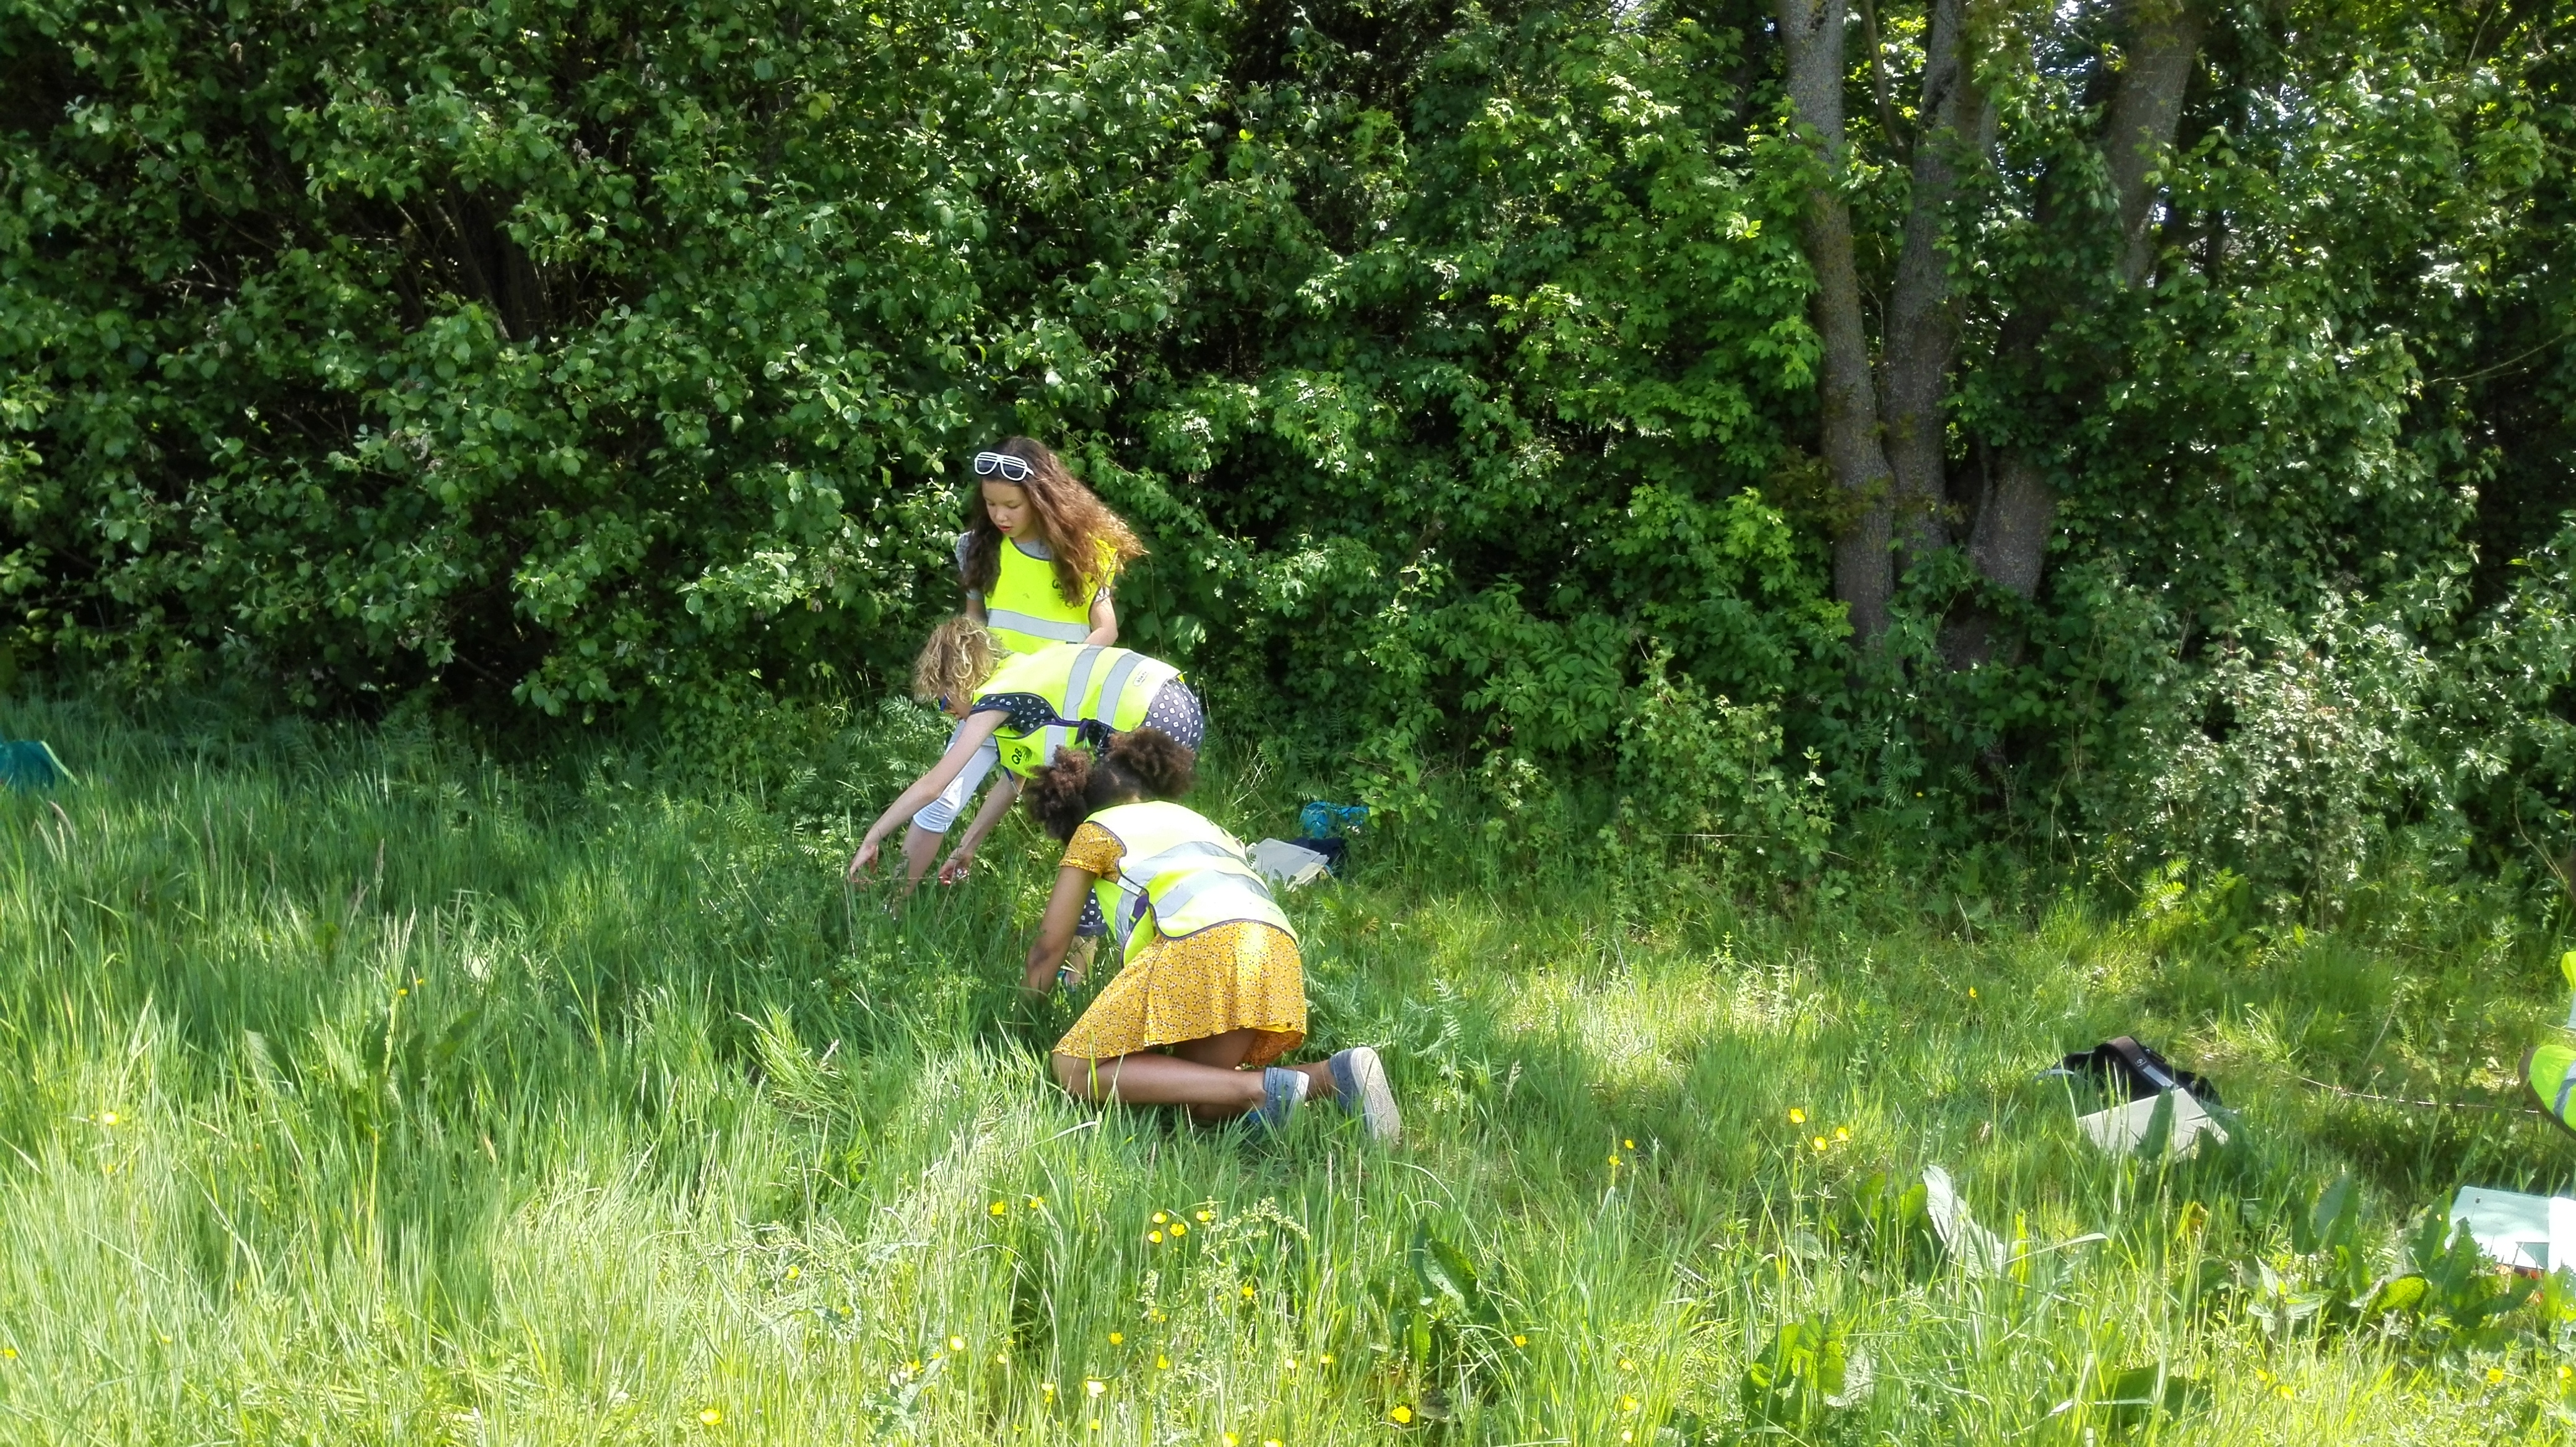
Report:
973,451,1033,482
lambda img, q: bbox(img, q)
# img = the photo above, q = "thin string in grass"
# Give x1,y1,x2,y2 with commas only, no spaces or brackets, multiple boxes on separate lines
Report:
2296,1076,2541,1115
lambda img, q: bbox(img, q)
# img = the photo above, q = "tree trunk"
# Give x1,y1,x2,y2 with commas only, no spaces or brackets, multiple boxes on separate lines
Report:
1778,0,1898,642
2102,0,2207,289
1878,0,1992,570
1960,0,2204,629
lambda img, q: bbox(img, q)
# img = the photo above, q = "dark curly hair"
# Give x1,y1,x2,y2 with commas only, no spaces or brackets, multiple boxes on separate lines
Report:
1024,727,1197,841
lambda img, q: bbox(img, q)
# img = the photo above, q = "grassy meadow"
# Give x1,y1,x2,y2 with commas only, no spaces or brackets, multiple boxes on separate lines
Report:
1,691,2574,1445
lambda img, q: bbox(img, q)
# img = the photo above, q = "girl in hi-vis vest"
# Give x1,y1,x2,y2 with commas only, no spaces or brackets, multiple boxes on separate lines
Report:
845,621,1203,920
905,439,1147,878
1016,730,1402,1141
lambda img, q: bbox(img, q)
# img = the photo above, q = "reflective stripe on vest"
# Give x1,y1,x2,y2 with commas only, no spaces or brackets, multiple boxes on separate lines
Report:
985,608,1090,649
980,644,1183,778
985,540,1093,655
1087,802,1294,966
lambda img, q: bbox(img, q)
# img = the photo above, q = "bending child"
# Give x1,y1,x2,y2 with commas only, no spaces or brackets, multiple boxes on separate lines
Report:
1018,730,1401,1141
846,621,1202,922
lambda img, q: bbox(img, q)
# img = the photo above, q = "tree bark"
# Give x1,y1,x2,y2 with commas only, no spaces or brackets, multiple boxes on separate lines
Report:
2102,0,2207,288
1964,0,2204,608
1778,0,1898,642
1878,0,1991,570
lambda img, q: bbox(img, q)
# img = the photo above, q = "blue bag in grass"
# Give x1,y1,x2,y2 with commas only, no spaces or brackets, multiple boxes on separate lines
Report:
0,740,74,790
1298,801,1370,838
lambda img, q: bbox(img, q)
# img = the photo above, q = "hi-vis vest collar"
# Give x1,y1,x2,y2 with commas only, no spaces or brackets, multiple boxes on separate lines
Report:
985,538,1094,654
978,643,1182,778
1087,801,1294,965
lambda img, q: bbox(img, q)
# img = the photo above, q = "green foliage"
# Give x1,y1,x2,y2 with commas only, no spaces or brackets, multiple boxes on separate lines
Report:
0,692,2574,1441
1612,643,1831,877
1739,1314,1867,1430
1,0,2572,912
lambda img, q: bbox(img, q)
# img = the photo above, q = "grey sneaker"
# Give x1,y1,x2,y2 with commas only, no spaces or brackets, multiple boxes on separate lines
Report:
1247,1066,1310,1135
1328,1046,1401,1144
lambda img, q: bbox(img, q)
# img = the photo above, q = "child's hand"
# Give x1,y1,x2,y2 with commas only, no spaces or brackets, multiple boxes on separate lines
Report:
845,839,881,883
936,848,977,885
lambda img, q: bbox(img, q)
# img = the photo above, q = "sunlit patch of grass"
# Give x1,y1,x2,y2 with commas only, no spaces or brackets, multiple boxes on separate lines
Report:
0,691,2568,1443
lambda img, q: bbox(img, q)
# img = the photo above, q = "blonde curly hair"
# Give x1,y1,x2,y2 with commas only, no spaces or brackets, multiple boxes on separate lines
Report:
912,617,998,710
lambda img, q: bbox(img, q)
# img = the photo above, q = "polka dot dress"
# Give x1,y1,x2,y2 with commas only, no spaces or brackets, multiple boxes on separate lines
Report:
1137,680,1204,750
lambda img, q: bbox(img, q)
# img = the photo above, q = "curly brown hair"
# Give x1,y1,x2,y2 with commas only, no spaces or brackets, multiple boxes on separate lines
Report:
1024,728,1197,841
961,437,1146,608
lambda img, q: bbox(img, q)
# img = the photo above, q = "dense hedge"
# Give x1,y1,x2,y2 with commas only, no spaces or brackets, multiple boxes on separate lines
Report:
2,0,2571,895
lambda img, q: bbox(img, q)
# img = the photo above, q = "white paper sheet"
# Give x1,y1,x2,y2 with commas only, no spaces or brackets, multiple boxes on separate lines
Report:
2074,1088,2228,1158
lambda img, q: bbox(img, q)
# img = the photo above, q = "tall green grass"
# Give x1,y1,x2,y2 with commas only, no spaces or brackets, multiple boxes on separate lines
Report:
0,693,2570,1444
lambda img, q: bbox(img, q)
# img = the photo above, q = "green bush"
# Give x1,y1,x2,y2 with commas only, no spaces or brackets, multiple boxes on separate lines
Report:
3,0,2572,905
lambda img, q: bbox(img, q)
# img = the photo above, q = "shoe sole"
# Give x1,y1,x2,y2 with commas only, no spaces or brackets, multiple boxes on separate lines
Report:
1337,1046,1401,1145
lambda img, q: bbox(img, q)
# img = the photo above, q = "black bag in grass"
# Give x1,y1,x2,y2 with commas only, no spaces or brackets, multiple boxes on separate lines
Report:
2044,1037,2221,1108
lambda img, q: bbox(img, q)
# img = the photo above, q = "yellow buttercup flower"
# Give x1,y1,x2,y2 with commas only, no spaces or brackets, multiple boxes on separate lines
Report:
1240,1285,1255,1301
1620,1394,1639,1412
1156,1354,1170,1370
1389,1404,1414,1423
1108,1332,1125,1345
1152,1212,1168,1225
1834,1126,1850,1142
698,1407,723,1427
1624,1139,1635,1150
1511,1334,1526,1347
1196,1209,1213,1222
1027,1195,1046,1209
1318,1353,1333,1366
1172,1222,1188,1236
100,1111,120,1127
949,1335,967,1353
1086,1379,1107,1397
1812,1136,1829,1152
2487,1367,2505,1384
1619,1358,1634,1371
990,1200,1008,1216
1149,1230,1164,1243
1787,1108,1805,1125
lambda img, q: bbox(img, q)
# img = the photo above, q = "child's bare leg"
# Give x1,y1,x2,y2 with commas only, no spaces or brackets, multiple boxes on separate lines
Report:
897,823,942,895
1173,1034,1336,1111
1055,1034,1272,1120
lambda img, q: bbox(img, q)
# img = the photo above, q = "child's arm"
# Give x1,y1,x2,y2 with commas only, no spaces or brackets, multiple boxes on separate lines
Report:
936,772,1022,884
1022,864,1095,993
846,711,1006,881
1085,592,1116,646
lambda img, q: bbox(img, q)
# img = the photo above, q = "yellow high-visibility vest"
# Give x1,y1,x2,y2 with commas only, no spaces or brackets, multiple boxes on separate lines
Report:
976,642,1183,778
983,539,1103,655
1084,801,1295,966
